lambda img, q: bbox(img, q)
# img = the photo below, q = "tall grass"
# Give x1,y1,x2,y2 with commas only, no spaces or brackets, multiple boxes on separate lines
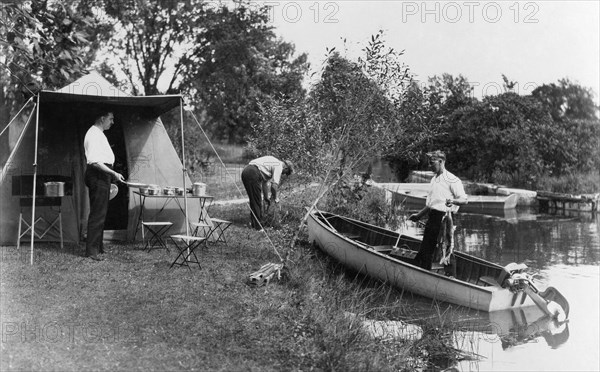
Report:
535,171,600,194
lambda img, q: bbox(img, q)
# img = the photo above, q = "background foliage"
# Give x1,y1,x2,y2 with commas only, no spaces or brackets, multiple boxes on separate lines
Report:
1,2,598,193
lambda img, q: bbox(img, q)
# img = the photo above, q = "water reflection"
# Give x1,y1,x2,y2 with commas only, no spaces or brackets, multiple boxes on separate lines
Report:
454,209,599,268
397,207,599,371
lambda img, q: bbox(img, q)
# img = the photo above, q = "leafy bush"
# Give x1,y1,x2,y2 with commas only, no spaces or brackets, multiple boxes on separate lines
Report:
535,171,600,194
322,180,402,230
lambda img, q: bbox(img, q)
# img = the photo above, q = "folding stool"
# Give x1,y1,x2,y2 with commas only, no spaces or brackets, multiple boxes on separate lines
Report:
169,235,206,270
142,222,173,251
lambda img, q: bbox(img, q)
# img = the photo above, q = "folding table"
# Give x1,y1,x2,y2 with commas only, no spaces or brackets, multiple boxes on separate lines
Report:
133,191,214,241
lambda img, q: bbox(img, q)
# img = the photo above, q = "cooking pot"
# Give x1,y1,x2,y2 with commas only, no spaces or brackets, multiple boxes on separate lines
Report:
192,182,206,196
44,182,65,197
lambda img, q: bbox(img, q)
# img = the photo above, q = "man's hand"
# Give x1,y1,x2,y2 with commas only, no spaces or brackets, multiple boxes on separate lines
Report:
113,172,126,183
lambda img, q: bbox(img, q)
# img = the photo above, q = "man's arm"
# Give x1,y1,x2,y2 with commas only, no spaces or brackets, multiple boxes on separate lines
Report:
270,182,279,203
447,180,468,206
91,162,125,183
409,206,430,222
446,195,468,207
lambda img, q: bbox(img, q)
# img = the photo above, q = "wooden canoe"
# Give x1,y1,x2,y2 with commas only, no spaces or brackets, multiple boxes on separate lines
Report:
388,187,519,212
307,210,544,312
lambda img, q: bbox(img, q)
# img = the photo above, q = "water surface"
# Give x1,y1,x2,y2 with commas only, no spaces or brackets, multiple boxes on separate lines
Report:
407,209,599,371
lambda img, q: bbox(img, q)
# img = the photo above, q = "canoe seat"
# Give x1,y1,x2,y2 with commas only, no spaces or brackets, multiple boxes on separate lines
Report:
342,233,362,240
431,263,445,272
479,275,502,287
388,247,418,260
372,245,393,253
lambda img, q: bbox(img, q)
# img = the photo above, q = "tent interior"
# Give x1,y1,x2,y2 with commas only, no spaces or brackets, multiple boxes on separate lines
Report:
0,74,199,246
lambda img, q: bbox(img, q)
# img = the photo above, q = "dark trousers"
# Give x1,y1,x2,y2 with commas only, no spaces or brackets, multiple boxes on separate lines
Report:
85,165,111,256
241,165,263,230
415,209,446,270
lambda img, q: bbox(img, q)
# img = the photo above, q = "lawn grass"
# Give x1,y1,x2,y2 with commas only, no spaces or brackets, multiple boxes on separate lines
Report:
2,192,475,371
0,201,426,372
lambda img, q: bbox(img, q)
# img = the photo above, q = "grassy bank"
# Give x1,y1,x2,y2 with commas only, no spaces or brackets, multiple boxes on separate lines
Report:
0,197,478,371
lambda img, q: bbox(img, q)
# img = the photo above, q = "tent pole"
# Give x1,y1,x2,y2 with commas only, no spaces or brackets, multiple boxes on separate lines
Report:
180,97,189,238
30,94,41,265
0,103,36,185
0,97,33,139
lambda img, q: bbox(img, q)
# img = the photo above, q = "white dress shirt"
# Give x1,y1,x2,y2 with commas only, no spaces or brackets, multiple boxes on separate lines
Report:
426,169,467,213
249,156,284,185
84,125,115,165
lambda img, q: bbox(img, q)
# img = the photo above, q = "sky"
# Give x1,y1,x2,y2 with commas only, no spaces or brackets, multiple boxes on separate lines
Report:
264,0,600,103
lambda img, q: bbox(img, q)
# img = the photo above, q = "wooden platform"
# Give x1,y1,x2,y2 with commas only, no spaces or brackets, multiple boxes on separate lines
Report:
537,191,599,212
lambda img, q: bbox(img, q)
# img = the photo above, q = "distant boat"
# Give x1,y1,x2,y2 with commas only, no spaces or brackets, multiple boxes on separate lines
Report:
307,210,569,316
380,184,519,212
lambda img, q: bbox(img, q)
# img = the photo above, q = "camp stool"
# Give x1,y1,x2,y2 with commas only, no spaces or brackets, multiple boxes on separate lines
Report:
142,222,173,252
17,197,63,249
169,235,206,270
190,221,211,238
205,218,232,244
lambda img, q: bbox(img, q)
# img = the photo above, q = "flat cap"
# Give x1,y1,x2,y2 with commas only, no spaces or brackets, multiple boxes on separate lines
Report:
426,150,446,161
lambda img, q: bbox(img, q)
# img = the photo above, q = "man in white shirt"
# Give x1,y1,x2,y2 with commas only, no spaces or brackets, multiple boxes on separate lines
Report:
241,156,293,230
84,112,125,261
409,150,468,270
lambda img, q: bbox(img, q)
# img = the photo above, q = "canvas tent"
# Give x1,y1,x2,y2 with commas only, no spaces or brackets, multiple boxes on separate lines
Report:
0,72,199,247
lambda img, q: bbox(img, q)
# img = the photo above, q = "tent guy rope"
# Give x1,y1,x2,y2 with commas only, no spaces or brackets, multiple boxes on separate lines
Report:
186,108,284,263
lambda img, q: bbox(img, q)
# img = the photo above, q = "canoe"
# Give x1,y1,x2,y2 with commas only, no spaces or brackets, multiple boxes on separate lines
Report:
388,187,519,212
307,210,563,313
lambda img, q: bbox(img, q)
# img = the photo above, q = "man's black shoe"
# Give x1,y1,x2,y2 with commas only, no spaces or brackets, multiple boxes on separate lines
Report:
88,255,104,261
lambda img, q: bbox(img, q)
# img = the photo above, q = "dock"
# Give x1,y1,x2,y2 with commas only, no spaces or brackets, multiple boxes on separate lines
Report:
537,191,599,213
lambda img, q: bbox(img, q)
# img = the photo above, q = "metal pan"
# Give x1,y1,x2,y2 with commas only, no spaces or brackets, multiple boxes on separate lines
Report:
124,181,149,188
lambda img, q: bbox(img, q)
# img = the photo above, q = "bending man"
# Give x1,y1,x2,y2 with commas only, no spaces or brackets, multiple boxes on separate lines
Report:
241,156,293,230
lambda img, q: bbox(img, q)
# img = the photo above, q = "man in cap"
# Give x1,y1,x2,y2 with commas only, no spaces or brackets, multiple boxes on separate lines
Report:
408,150,468,270
241,156,294,230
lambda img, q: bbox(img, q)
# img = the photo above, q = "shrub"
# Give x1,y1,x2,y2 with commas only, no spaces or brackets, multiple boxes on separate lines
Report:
321,179,403,230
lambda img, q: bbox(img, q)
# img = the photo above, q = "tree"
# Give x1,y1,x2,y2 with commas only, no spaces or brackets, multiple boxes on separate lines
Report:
531,79,600,175
192,1,308,143
1,0,107,164
99,0,308,143
249,33,414,250
100,0,205,95
384,81,445,181
531,79,599,122
445,93,555,184
384,73,476,181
